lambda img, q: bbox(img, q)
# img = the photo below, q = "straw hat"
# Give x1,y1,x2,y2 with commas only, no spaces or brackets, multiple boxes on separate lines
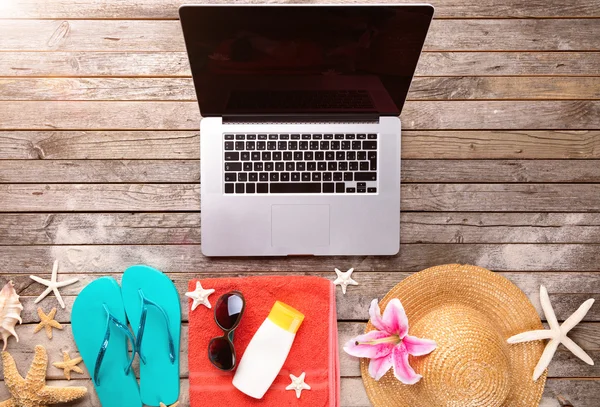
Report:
361,264,547,407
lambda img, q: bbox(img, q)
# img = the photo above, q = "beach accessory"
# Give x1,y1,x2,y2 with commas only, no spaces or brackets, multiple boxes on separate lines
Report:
333,268,358,295
360,264,546,407
0,345,87,407
286,372,311,398
29,260,79,309
208,291,245,371
52,351,84,380
34,307,63,339
72,276,142,407
121,265,181,406
507,285,595,380
0,281,23,351
345,298,436,384
186,281,216,310
188,276,340,407
232,301,305,399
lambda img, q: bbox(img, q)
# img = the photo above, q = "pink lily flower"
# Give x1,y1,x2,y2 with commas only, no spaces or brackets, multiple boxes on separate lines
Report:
344,298,437,384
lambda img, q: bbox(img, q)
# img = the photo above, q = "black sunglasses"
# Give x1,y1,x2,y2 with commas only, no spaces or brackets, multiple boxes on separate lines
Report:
208,291,245,371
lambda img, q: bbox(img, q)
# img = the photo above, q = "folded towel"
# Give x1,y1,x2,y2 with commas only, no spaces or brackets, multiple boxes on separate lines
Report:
188,276,340,407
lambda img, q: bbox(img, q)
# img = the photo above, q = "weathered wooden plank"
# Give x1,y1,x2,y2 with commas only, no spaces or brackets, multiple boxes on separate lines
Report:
2,270,600,322
2,20,599,52
2,0,599,19
402,101,600,130
6,271,600,300
0,131,200,160
0,377,596,407
2,52,599,77
0,184,200,212
2,101,600,130
408,77,600,101
2,160,600,184
4,183,600,212
3,244,600,275
401,213,600,244
338,322,600,378
339,377,600,407
416,52,600,77
0,78,197,101
402,160,600,183
0,160,201,183
0,101,200,130
401,184,600,212
0,213,201,245
2,212,600,246
1,321,598,381
0,20,186,52
424,19,600,51
2,77,600,101
2,130,599,160
401,130,600,159
0,378,192,407
0,52,192,77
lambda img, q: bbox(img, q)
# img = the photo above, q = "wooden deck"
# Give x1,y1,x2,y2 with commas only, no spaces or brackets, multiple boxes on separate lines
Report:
1,0,599,406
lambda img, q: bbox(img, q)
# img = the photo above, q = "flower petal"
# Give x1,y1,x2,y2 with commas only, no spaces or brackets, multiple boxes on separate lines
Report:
368,299,388,332
368,354,393,381
382,298,409,338
343,330,395,359
403,335,437,356
392,343,422,385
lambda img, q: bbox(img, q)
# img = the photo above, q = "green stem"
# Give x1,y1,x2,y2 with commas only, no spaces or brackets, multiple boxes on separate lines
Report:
356,335,400,346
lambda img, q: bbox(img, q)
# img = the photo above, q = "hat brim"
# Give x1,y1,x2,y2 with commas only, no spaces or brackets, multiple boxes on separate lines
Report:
361,264,547,407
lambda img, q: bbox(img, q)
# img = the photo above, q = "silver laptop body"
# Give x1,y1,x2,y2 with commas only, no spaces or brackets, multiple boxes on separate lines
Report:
179,4,434,256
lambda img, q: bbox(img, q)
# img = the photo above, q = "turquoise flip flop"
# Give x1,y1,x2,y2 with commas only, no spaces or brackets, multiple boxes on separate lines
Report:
72,277,142,407
121,265,181,406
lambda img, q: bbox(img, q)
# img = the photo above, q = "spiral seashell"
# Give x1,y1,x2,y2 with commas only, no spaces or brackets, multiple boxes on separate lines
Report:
0,281,24,351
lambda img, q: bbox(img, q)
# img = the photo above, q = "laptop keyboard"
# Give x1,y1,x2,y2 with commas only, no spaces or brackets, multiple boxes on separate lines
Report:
223,133,378,194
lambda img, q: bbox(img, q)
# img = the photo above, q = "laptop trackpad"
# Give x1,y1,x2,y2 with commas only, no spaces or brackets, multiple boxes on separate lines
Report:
271,204,330,249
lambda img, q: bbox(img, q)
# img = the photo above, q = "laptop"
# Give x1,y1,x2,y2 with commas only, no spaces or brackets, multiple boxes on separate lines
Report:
179,4,434,256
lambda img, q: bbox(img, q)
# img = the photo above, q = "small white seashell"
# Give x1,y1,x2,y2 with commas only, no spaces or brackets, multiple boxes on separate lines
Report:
0,281,24,351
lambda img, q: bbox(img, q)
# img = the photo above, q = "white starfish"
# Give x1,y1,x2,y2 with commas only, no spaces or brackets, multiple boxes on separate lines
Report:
285,372,311,399
29,260,79,309
185,281,215,310
334,268,358,295
507,285,595,381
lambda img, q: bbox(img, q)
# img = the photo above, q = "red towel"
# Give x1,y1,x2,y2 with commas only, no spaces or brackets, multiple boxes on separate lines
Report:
188,276,340,407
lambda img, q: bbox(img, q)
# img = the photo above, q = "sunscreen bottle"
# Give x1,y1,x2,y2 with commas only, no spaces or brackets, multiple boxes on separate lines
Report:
232,301,304,399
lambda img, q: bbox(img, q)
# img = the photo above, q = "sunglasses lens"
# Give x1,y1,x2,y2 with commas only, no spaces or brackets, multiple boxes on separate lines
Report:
208,337,235,370
215,293,244,330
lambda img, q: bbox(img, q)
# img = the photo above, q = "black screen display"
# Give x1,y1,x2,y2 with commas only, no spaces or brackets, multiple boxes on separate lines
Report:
179,5,433,116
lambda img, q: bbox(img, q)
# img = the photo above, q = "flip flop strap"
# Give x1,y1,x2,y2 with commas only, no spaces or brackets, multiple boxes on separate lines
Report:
135,289,176,365
94,304,136,386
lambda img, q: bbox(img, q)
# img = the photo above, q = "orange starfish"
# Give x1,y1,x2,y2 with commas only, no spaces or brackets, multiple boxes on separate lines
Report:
52,351,83,380
0,345,87,407
33,308,63,339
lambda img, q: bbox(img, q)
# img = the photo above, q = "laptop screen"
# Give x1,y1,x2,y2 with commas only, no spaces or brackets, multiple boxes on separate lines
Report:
179,5,434,117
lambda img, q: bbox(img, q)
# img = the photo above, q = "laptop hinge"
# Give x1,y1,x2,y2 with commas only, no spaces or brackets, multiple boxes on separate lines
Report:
222,113,380,124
